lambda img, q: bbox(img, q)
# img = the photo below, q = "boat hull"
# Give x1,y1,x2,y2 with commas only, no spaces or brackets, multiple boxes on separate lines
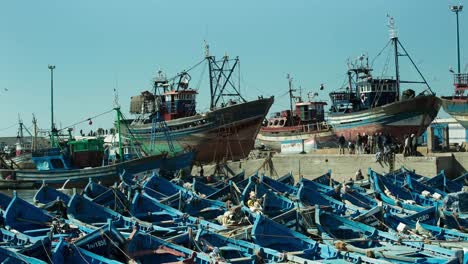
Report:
257,130,337,151
0,151,194,189
440,96,468,128
327,95,441,141
123,97,274,163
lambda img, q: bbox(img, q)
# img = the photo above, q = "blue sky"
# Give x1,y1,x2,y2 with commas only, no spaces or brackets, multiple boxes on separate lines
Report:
1,0,466,137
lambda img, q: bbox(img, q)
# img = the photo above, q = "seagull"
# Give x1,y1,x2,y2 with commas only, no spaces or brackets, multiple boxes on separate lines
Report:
449,66,454,73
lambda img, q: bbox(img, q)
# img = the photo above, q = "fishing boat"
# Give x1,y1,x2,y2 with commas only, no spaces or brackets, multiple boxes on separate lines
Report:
327,18,441,142
241,176,297,218
121,45,274,163
251,214,391,263
1,67,195,189
257,75,335,153
66,193,176,236
126,230,212,264
52,238,124,264
383,208,468,243
130,192,225,231
0,151,193,189
0,246,47,264
0,106,195,189
314,207,464,263
421,171,464,193
441,74,468,128
169,227,310,263
2,192,56,237
82,180,129,213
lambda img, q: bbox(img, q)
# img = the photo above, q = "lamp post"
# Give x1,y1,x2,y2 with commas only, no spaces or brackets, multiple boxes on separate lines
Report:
450,5,463,73
48,65,56,147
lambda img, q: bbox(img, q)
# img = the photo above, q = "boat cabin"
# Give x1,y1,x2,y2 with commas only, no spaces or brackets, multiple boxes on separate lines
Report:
453,73,468,97
330,78,398,113
129,72,198,121
266,101,327,128
68,138,104,168
161,89,198,121
31,148,72,171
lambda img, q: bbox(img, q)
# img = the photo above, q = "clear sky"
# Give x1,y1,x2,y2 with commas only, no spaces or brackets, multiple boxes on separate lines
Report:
1,0,466,137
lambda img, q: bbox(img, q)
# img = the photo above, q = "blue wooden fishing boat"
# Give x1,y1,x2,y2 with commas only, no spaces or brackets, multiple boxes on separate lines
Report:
191,170,246,197
143,174,229,220
169,227,312,263
130,191,225,231
33,185,70,205
453,172,468,185
381,170,449,198
34,183,128,216
241,176,297,217
71,219,128,262
2,192,56,237
126,230,212,264
66,193,175,236
383,209,468,242
192,178,221,196
259,173,297,195
82,180,129,214
0,246,47,264
369,169,436,211
422,171,464,193
314,207,465,263
370,177,467,231
251,214,390,263
0,227,53,263
52,238,124,264
143,172,191,201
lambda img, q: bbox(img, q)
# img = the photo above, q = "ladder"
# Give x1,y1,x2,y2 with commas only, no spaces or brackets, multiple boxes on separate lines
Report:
149,112,175,154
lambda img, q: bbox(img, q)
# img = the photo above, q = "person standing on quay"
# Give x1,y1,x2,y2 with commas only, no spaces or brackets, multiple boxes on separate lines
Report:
403,135,411,157
356,133,362,154
368,133,373,154
338,134,346,155
411,134,417,156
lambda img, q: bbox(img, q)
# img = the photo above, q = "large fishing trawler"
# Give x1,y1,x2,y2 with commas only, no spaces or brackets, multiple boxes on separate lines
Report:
326,17,441,142
121,46,274,163
257,75,335,153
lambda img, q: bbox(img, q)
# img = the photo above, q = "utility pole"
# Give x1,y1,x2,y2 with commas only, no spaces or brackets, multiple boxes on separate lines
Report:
48,65,56,147
450,5,463,73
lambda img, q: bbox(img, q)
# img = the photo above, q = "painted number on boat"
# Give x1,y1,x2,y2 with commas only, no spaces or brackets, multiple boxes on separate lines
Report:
86,239,107,250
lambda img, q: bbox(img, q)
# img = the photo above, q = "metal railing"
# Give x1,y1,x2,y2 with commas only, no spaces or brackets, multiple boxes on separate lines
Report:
454,73,468,86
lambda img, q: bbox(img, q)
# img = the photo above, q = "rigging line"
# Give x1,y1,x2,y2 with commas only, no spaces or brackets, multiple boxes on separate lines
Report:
396,39,433,94
0,123,17,132
166,58,207,83
370,40,392,68
58,109,114,132
195,62,207,91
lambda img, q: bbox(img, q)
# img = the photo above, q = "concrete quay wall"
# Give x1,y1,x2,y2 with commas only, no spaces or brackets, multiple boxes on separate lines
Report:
199,152,468,182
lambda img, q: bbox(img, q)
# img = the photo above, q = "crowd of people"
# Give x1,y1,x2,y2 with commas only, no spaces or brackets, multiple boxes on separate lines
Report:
337,132,419,161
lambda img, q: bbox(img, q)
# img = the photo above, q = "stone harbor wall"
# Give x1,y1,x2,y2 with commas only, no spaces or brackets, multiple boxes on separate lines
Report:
195,152,468,182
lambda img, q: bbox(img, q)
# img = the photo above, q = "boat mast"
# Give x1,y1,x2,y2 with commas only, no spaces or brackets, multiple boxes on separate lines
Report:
451,5,463,74
287,74,295,126
205,42,246,110
205,42,215,110
389,16,400,101
115,107,124,160
32,114,37,151
17,115,23,145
